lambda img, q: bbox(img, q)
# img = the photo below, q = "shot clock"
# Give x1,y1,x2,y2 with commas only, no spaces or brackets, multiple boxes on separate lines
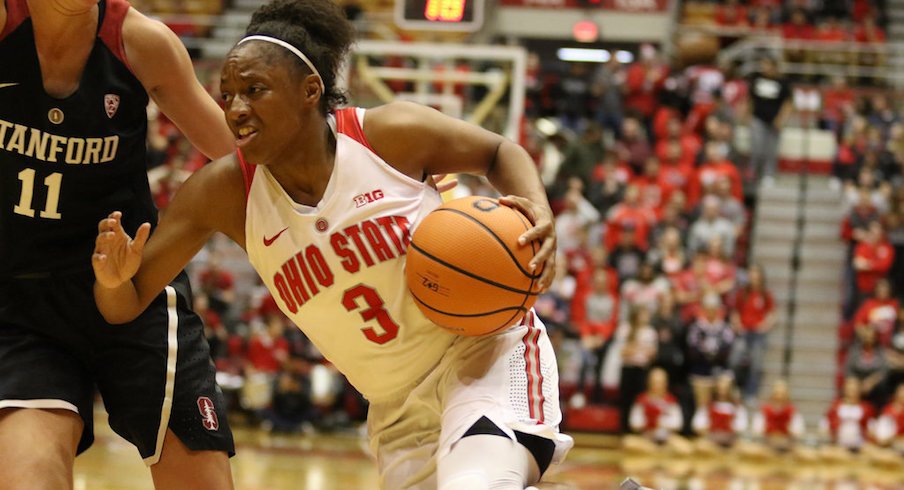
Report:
395,0,485,31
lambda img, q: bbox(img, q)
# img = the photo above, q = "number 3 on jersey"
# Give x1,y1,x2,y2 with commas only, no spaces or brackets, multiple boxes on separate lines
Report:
342,284,400,344
14,168,62,219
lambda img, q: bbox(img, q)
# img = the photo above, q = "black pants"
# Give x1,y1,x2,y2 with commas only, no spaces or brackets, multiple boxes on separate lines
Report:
577,339,611,403
619,365,650,434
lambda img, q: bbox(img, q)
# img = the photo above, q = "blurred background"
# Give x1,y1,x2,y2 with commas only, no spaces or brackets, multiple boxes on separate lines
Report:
88,0,904,488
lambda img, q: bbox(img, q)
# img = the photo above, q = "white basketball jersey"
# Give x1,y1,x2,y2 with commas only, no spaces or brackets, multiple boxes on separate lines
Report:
241,107,456,402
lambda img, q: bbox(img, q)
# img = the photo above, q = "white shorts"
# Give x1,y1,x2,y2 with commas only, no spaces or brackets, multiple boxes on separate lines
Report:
367,312,573,489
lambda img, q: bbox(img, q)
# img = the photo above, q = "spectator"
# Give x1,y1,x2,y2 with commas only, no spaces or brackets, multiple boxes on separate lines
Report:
260,356,316,433
714,176,747,236
609,225,647,282
747,380,808,456
687,293,736,407
623,44,668,127
841,187,881,244
556,123,605,190
619,262,670,319
874,384,904,452
605,183,659,254
692,373,747,453
747,55,792,185
647,226,686,278
702,236,738,297
592,58,626,138
534,258,575,335
632,158,674,212
650,195,691,246
673,253,709,324
573,269,618,406
852,220,895,311
845,326,889,409
557,62,593,131
197,252,238,319
852,278,898,346
617,305,659,434
587,154,628,214
614,116,652,174
657,139,695,193
820,377,876,459
888,309,904,391
867,94,900,143
622,368,691,455
555,184,601,253
729,264,776,402
715,0,748,27
688,141,743,208
688,195,737,256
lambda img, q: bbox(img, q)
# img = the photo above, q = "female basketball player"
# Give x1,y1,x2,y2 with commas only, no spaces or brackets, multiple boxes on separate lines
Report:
92,0,571,488
0,0,236,488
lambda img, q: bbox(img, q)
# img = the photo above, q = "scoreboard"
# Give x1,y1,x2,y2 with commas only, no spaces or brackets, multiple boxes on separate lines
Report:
395,0,485,31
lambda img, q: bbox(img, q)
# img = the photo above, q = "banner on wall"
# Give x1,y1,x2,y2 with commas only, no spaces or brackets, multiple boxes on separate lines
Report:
498,0,669,11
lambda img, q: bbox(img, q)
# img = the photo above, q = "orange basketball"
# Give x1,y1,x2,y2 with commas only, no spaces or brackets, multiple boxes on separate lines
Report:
406,196,543,336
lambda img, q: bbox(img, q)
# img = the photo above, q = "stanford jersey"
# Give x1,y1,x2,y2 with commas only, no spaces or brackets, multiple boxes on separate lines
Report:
0,0,154,277
241,108,460,402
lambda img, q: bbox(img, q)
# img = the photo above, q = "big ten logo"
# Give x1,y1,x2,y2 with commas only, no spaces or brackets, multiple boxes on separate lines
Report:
354,189,384,208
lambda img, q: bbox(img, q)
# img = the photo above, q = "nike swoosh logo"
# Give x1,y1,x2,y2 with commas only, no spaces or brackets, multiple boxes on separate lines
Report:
263,227,289,247
0,83,19,89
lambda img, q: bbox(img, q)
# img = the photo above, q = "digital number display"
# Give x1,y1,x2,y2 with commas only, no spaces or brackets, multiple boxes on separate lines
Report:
396,0,484,31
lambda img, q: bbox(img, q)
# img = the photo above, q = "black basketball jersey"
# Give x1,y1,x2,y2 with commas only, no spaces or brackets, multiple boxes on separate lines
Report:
0,0,156,278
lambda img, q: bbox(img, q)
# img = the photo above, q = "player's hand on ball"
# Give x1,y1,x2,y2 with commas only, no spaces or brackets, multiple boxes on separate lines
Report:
498,194,556,292
92,211,151,289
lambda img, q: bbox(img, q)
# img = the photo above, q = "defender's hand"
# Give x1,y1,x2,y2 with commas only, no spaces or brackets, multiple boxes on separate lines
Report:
92,211,151,289
498,195,556,292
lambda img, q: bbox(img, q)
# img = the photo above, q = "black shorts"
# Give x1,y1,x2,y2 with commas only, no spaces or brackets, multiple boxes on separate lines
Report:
0,270,234,463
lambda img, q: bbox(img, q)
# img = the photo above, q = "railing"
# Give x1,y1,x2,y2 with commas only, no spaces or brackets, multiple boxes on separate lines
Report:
675,25,903,86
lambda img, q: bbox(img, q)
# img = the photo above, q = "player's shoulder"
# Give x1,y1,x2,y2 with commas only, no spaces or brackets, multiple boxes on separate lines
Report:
365,100,437,131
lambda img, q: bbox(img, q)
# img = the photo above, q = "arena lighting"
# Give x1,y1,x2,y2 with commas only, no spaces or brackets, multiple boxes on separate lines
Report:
615,50,635,63
557,47,611,63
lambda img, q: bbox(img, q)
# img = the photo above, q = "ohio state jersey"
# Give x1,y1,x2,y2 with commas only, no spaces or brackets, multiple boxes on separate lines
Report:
241,107,458,402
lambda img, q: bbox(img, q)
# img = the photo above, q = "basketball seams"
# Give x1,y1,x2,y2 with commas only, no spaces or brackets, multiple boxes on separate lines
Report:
431,208,541,280
408,242,540,297
411,292,525,336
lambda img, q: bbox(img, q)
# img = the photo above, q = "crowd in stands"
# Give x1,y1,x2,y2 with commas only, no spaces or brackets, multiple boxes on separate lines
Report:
133,0,904,463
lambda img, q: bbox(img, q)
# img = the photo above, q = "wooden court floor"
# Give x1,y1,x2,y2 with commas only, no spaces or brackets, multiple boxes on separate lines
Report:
73,413,904,490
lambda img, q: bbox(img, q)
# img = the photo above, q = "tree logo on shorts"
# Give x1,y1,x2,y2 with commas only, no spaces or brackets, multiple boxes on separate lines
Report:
197,396,220,431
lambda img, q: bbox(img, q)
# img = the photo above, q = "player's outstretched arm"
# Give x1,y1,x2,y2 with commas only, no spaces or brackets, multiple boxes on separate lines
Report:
123,8,234,159
93,156,246,324
364,101,555,290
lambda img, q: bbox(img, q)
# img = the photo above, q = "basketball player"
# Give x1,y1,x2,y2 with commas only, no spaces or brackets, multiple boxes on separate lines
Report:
0,0,236,488
92,0,572,488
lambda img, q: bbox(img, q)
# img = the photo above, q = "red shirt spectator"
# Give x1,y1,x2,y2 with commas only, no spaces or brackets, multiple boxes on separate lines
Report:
247,327,290,374
853,280,899,345
825,399,875,447
853,225,895,294
735,288,775,333
605,185,657,251
854,20,886,44
783,10,815,41
624,47,668,119
688,159,743,208
631,158,675,212
715,2,748,27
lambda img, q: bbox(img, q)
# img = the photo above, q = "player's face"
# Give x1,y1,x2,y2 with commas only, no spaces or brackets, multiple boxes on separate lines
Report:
220,44,306,165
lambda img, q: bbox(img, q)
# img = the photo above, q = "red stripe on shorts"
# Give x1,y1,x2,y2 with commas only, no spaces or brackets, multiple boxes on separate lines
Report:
521,312,546,424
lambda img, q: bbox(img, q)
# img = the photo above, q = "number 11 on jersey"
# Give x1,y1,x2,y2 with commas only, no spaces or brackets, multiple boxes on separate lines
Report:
15,168,62,219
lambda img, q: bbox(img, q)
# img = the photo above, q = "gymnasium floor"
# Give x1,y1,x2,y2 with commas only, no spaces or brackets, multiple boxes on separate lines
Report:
73,412,904,490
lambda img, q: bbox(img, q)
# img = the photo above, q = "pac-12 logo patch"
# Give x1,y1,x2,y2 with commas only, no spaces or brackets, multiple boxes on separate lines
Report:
104,94,120,118
197,396,219,431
